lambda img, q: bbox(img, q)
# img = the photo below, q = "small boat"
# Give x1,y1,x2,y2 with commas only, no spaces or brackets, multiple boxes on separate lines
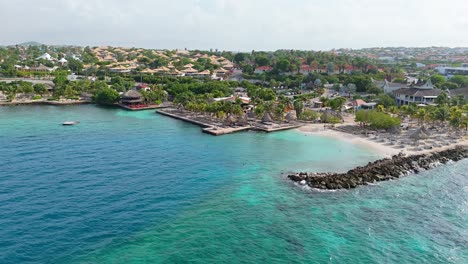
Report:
62,121,80,126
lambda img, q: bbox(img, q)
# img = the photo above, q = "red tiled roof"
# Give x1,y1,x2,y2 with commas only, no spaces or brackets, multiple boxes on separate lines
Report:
256,66,273,71
300,65,318,71
354,99,367,106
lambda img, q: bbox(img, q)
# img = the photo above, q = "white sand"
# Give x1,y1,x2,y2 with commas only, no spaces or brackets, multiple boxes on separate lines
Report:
297,124,468,158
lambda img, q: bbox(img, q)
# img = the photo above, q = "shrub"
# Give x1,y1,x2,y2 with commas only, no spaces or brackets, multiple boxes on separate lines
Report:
355,110,400,129
299,109,321,121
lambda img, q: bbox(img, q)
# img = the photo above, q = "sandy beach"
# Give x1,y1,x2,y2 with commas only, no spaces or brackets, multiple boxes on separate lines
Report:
297,124,468,158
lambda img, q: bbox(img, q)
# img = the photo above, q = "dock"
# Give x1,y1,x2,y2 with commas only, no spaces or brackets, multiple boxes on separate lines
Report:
202,126,251,135
117,103,171,111
156,108,303,136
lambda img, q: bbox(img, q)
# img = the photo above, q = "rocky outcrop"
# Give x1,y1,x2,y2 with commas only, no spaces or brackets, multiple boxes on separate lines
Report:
288,146,468,190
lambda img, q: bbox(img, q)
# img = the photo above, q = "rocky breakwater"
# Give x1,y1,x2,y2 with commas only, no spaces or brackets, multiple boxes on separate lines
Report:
288,146,468,190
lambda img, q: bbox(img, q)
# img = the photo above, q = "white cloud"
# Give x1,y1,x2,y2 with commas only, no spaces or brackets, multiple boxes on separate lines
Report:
0,0,467,50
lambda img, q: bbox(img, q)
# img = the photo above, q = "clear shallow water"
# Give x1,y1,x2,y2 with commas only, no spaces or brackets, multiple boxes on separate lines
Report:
0,105,466,263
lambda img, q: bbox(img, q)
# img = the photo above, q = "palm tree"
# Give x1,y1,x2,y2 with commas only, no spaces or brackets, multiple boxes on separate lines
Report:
449,108,463,131
435,92,449,106
415,108,427,125
434,106,450,126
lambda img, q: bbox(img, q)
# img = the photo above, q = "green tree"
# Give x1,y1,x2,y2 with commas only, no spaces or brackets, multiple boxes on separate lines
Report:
430,75,446,87
450,95,466,107
92,87,120,105
293,100,304,116
377,94,396,108
276,59,290,72
33,83,47,95
434,106,450,124
233,53,246,63
329,97,347,111
68,58,84,73
449,75,468,87
435,92,449,106
415,108,427,125
255,55,270,67
441,82,459,90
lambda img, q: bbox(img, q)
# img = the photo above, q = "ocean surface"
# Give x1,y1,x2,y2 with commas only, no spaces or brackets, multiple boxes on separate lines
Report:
0,105,467,264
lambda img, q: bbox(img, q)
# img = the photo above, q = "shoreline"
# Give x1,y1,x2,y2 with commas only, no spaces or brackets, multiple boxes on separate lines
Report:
288,146,468,190
296,124,468,158
0,99,92,106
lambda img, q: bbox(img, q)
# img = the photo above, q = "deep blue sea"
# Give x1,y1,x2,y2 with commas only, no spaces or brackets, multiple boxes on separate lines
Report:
0,105,467,263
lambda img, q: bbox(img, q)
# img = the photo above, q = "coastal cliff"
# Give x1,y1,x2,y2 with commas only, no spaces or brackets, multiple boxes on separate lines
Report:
289,146,468,190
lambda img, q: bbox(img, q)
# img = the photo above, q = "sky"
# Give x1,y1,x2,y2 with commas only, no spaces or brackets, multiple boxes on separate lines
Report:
1,0,467,51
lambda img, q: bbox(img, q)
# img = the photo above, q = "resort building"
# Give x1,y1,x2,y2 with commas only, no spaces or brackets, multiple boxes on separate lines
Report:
449,87,468,99
436,66,468,76
58,58,68,65
194,70,211,78
393,87,441,106
380,80,407,94
350,99,376,111
36,53,54,61
110,66,131,73
254,66,273,74
214,68,229,77
212,96,251,110
29,64,56,73
182,67,198,76
299,65,318,75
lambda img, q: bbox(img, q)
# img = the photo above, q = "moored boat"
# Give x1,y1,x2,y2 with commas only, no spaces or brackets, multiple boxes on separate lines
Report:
62,121,79,126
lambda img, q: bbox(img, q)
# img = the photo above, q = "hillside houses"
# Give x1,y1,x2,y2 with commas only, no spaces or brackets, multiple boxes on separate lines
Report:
88,46,234,79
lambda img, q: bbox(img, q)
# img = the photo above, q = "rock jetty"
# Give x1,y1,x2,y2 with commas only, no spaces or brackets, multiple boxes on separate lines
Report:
288,146,468,190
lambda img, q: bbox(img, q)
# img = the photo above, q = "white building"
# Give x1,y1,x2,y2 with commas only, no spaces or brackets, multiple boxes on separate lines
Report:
36,53,54,61
393,80,440,106
436,66,468,76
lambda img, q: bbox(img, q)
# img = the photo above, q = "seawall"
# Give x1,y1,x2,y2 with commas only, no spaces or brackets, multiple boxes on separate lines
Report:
288,146,468,190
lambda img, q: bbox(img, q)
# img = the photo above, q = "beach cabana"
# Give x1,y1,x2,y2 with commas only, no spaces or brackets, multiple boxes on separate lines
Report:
121,90,143,106
388,126,401,134
285,111,297,122
262,112,274,124
410,127,429,146
237,115,248,126
224,115,237,126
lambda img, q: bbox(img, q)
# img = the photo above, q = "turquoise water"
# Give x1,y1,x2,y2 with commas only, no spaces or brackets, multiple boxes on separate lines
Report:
0,105,467,263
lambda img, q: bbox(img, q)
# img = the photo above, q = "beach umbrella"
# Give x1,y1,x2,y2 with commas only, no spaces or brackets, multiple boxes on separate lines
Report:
262,112,274,123
388,126,401,135
410,127,429,141
285,111,297,122
237,115,248,125
421,126,431,136
224,115,237,126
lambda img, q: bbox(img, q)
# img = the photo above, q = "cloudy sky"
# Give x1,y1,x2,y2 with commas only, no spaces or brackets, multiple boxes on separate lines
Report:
1,0,467,51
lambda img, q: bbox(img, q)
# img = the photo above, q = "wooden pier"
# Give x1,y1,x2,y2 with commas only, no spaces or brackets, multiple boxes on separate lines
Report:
117,103,170,111
156,108,303,136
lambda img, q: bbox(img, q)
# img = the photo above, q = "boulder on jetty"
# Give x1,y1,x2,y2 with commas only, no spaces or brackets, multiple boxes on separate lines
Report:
288,146,468,190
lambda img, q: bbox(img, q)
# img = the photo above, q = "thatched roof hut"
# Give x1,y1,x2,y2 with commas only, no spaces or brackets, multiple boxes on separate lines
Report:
285,110,297,122
121,90,143,104
410,127,429,140
262,112,273,123
224,115,237,126
388,126,401,134
237,115,248,126
421,126,431,136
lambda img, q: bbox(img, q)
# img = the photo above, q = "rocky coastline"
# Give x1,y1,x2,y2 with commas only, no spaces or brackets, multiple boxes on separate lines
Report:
288,146,468,190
